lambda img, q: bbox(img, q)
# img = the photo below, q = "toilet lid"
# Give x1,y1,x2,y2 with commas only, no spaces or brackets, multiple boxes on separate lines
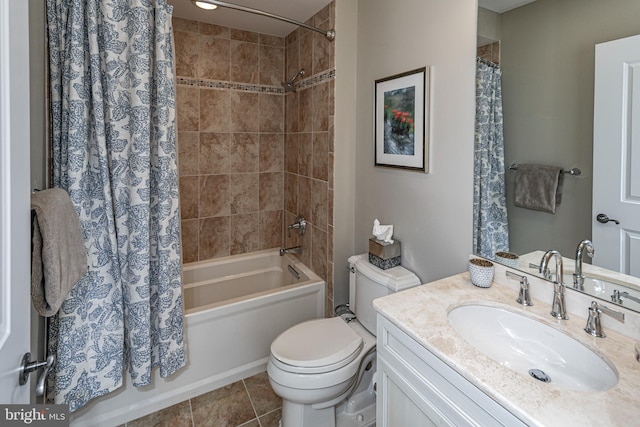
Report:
271,317,363,368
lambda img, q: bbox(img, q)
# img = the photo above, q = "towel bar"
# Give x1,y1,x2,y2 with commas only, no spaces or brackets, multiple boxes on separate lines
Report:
508,163,581,176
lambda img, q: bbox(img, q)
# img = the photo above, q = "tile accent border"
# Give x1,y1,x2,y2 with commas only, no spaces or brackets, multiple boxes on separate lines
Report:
176,69,335,93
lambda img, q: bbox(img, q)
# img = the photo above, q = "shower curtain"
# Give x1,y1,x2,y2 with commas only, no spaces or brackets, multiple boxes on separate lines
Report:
47,0,185,411
473,60,509,258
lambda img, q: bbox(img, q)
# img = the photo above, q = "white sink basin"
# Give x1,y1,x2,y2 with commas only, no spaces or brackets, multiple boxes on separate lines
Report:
448,303,618,392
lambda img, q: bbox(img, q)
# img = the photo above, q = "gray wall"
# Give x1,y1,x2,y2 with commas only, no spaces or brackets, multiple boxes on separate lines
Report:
477,7,501,45
333,0,359,306
29,0,47,191
351,0,477,285
28,0,48,402
501,0,640,257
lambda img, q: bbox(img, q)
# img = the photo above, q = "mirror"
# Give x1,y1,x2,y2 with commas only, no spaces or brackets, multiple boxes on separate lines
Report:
475,0,640,312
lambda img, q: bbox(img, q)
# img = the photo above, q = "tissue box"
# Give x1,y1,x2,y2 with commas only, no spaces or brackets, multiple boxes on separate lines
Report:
368,237,401,269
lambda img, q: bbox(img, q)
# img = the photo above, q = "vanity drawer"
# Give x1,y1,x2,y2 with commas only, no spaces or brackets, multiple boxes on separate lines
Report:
377,314,527,427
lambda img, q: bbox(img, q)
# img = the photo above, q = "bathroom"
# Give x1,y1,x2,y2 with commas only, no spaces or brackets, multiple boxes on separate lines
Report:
2,0,639,425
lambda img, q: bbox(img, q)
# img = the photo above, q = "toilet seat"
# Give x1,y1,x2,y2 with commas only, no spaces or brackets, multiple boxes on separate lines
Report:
270,317,363,374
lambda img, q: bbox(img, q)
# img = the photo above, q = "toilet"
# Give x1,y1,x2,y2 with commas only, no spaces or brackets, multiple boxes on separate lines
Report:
267,254,421,427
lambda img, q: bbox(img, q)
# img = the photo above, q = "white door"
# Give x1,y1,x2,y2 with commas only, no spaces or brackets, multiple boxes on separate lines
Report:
0,0,32,403
593,34,640,278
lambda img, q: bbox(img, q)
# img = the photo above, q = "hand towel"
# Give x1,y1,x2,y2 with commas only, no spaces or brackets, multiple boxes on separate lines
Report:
31,188,87,317
513,164,564,213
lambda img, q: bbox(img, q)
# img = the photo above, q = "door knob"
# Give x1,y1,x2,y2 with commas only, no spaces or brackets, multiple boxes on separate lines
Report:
19,352,55,396
596,213,620,225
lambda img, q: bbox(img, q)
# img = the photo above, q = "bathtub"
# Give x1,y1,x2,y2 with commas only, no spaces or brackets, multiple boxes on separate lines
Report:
70,250,325,427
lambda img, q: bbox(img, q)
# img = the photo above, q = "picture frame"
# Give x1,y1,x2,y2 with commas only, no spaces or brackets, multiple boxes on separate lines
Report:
374,67,428,172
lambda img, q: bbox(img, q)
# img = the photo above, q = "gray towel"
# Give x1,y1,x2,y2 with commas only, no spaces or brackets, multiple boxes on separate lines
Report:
513,164,563,213
31,188,87,317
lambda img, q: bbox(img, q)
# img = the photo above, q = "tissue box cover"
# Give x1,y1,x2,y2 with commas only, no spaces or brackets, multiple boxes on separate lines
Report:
368,237,401,260
368,237,401,270
369,253,401,270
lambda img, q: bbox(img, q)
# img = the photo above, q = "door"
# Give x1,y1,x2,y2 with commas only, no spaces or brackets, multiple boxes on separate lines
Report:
593,34,640,277
0,0,32,403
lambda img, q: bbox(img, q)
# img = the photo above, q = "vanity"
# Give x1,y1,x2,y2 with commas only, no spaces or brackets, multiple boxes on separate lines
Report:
373,262,640,426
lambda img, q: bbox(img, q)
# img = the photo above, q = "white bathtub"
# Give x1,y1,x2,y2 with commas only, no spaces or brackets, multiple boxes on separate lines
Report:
70,250,325,427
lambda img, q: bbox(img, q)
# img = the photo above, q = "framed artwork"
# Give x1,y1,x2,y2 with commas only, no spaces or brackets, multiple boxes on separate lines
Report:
374,67,428,172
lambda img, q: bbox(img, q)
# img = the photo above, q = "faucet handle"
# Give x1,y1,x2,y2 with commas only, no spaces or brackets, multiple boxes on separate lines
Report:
506,271,533,306
530,263,552,280
584,301,625,338
287,215,307,237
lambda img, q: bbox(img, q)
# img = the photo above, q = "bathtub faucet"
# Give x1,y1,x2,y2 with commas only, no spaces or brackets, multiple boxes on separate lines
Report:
280,246,302,256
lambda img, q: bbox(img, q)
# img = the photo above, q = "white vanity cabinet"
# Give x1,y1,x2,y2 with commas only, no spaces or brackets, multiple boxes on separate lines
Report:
376,314,527,427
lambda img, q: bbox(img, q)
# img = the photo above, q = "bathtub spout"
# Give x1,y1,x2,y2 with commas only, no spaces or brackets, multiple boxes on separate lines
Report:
279,246,302,256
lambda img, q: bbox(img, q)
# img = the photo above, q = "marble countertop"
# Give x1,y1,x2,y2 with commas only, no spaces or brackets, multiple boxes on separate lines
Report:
373,272,640,427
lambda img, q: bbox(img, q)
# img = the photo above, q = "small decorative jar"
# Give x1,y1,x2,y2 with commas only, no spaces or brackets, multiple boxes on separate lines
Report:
468,258,494,288
495,251,520,269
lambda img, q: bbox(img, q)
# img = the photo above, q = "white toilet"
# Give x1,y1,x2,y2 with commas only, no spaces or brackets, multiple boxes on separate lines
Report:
267,254,421,427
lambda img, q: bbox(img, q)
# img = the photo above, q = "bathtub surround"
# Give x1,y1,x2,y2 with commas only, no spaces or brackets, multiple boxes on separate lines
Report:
175,2,336,312
47,0,185,411
477,41,500,65
283,3,336,314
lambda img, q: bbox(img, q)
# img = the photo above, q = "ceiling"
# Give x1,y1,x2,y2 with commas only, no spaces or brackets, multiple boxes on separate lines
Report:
169,0,334,37
168,0,535,39
478,0,536,13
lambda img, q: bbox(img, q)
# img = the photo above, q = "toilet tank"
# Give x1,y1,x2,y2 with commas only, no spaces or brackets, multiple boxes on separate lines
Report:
347,254,421,334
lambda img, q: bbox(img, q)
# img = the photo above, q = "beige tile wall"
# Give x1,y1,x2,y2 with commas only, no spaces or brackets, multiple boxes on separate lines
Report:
282,3,335,315
477,41,500,64
174,2,335,312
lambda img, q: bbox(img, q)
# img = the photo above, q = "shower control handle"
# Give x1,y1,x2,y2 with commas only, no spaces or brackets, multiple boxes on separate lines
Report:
287,216,307,237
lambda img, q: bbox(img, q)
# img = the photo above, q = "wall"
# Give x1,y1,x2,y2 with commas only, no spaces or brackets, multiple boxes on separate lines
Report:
282,4,336,314
28,0,48,402
332,0,358,306
29,0,47,192
173,5,336,311
174,19,287,262
501,0,640,257
477,42,500,64
352,0,477,284
477,6,501,46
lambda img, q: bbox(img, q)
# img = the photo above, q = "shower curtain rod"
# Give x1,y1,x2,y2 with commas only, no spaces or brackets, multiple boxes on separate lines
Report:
192,0,336,41
477,57,499,68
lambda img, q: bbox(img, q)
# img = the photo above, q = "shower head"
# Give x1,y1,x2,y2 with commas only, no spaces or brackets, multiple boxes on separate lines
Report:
281,69,305,92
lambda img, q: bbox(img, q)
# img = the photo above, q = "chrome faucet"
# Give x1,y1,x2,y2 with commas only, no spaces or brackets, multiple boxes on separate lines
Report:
612,289,640,305
287,215,307,237
573,239,594,290
279,246,302,256
540,250,568,320
584,301,625,338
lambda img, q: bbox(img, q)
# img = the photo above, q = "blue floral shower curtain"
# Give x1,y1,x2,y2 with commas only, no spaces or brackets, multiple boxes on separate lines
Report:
473,60,509,258
47,0,185,411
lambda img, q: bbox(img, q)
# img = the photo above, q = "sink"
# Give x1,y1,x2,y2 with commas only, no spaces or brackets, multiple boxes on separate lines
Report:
448,303,618,392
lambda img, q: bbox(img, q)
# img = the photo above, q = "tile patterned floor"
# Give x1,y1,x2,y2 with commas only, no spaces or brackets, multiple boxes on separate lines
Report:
125,372,282,427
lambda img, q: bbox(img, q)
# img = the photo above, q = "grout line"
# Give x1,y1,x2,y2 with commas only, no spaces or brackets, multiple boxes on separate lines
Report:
242,378,262,426
188,397,195,427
